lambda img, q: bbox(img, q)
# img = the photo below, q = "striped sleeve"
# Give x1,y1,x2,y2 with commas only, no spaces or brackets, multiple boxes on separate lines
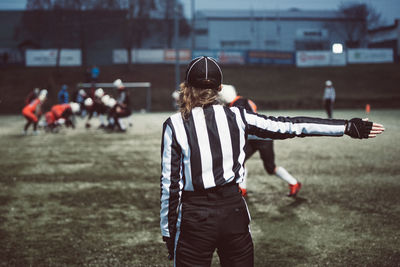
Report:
239,108,347,139
160,118,182,238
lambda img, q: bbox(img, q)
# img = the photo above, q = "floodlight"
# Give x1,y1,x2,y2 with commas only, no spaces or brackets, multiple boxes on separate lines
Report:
332,43,343,54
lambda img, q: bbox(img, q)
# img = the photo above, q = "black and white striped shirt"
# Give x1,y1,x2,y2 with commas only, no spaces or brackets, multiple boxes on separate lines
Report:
160,104,346,237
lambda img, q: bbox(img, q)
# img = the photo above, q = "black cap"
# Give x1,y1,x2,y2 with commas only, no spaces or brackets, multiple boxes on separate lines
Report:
185,56,223,89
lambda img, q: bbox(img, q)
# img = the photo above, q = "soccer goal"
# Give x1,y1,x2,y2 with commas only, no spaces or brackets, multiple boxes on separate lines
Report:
77,82,152,112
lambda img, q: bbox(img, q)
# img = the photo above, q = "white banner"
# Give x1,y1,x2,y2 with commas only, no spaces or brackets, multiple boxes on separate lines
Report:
218,51,245,64
113,49,128,64
132,49,164,63
296,51,330,67
112,49,192,64
164,49,192,63
26,49,81,66
296,51,346,67
330,52,347,66
347,48,393,63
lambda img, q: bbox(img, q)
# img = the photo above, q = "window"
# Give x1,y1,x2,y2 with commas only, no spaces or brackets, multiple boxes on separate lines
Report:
195,29,208,35
220,40,251,48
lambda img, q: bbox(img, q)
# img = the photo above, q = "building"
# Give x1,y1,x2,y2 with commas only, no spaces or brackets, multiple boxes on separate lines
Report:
368,19,400,62
193,9,363,52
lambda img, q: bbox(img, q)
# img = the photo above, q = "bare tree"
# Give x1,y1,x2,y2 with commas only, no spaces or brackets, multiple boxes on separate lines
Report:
334,2,381,48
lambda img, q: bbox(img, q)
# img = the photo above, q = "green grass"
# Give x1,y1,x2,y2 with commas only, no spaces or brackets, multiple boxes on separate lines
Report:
0,109,400,266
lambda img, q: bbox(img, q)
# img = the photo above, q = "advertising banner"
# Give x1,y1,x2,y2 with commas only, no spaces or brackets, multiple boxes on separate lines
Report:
247,50,295,65
26,49,81,66
217,51,245,64
296,51,346,67
347,48,393,63
192,50,219,60
192,50,245,64
113,49,128,64
164,49,192,63
296,51,330,67
132,49,164,63
329,52,346,66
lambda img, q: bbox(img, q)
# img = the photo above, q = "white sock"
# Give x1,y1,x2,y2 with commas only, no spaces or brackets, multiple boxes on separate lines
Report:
118,118,126,130
275,166,297,185
240,168,248,189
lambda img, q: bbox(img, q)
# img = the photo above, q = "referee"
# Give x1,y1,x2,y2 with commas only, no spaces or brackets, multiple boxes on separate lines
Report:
160,56,384,266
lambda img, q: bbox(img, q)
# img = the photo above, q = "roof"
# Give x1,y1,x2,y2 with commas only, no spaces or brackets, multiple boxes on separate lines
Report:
196,9,343,20
368,19,399,34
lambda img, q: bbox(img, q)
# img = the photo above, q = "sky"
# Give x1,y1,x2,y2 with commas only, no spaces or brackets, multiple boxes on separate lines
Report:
0,0,399,26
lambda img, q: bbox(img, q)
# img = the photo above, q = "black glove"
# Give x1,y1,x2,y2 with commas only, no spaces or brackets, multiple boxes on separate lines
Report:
163,236,174,260
345,118,373,139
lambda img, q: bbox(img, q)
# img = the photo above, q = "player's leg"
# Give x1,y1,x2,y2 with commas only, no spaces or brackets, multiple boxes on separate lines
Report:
325,99,332,118
115,108,131,132
239,141,258,196
257,140,276,175
258,140,301,196
23,120,32,133
23,112,37,134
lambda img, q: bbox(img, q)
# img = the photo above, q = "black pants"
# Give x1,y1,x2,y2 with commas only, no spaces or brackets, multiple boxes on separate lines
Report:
324,99,333,118
245,140,276,174
176,184,254,267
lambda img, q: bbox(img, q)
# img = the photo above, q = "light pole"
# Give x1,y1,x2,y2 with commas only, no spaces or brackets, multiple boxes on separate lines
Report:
191,0,195,51
174,0,180,91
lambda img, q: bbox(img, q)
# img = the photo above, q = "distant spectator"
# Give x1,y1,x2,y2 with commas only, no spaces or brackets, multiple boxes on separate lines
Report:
25,88,40,105
91,65,100,83
323,80,336,118
58,84,69,104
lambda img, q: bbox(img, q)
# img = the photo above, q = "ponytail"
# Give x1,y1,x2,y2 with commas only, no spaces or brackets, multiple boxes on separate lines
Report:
178,82,220,119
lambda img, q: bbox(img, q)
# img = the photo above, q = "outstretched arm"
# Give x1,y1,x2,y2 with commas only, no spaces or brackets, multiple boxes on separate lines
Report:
234,108,384,140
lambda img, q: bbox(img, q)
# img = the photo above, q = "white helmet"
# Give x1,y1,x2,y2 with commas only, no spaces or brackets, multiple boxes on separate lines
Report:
107,98,117,108
218,84,237,104
84,97,93,107
38,89,48,102
101,94,110,105
325,80,333,86
79,89,86,96
113,79,124,89
171,91,179,101
40,89,48,96
70,102,80,113
95,88,104,98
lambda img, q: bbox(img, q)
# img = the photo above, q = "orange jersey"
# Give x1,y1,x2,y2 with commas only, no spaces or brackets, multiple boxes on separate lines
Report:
22,98,41,114
51,104,71,118
45,111,56,125
22,98,42,122
229,96,257,113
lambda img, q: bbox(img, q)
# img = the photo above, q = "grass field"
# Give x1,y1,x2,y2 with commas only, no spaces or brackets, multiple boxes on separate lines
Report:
1,109,400,266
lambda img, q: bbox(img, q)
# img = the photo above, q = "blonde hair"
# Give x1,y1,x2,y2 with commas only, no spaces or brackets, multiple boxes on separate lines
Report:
178,82,220,119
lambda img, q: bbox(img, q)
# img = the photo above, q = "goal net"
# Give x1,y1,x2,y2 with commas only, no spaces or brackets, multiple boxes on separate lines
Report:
77,82,152,112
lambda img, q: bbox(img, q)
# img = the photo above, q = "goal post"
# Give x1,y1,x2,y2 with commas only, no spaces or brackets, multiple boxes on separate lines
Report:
77,82,152,112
